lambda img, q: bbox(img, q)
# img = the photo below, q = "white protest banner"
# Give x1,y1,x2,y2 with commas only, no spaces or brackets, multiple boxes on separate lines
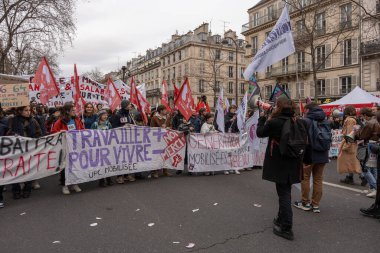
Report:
243,5,295,79
0,132,65,186
187,131,267,173
65,126,186,185
29,77,73,107
78,75,105,104
329,129,342,158
114,80,147,99
245,111,262,151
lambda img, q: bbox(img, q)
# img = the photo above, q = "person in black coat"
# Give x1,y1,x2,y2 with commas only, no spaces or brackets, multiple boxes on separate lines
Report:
256,97,303,241
225,105,239,133
110,100,135,128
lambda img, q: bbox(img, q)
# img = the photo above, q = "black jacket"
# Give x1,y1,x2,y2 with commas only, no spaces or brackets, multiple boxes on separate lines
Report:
303,107,329,165
0,116,9,136
111,108,135,128
225,112,239,133
256,109,303,184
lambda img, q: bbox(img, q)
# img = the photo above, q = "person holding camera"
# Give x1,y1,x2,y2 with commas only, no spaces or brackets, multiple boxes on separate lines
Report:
256,97,307,241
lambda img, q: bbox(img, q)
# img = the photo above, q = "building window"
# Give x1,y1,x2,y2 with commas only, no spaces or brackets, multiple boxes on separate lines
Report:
178,65,182,78
173,67,176,79
316,45,326,69
340,3,352,29
199,63,205,74
281,84,289,95
215,81,221,92
297,51,305,71
228,82,233,93
162,59,165,67
252,36,258,55
240,83,245,94
178,51,182,61
185,63,189,75
341,76,352,94
282,57,289,73
296,20,305,33
300,0,309,8
267,5,274,21
228,66,233,78
316,12,326,35
167,69,171,81
265,85,273,99
240,67,245,78
344,39,352,65
199,79,205,93
173,54,176,63
252,12,259,26
168,56,170,65
296,82,305,98
317,79,326,96
199,48,205,58
215,49,221,60
229,52,234,61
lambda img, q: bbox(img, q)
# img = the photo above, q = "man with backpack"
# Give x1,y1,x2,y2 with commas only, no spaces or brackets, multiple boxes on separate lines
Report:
294,103,332,213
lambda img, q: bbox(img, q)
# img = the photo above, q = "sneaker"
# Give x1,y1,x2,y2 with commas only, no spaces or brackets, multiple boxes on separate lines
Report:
366,190,377,198
72,185,82,193
235,170,241,175
126,174,136,182
62,186,70,195
229,170,234,174
204,172,210,176
360,204,380,218
163,170,173,177
293,201,312,211
116,176,125,184
32,181,41,190
245,168,253,171
224,171,230,175
107,179,114,186
152,171,159,179
312,206,321,213
0,201,4,208
99,180,106,188
273,224,294,241
13,192,21,200
22,191,31,198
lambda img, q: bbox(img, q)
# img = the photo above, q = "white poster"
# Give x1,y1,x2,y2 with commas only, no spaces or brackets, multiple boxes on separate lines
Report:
65,126,186,185
0,132,66,185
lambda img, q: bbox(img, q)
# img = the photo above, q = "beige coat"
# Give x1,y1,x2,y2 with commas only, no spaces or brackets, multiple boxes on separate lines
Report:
337,116,361,174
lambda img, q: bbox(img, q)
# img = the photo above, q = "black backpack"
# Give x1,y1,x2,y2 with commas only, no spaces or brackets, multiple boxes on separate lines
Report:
279,117,307,159
308,119,332,152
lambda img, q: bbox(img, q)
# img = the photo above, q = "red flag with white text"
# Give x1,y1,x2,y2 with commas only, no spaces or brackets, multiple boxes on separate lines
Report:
73,64,86,115
129,77,138,106
105,78,122,111
135,85,151,125
161,80,171,112
174,78,194,121
34,57,60,104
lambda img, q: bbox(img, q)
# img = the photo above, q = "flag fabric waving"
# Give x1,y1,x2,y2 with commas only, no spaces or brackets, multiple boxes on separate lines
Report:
104,78,122,111
34,57,60,104
236,92,248,133
73,64,86,115
215,87,225,133
269,83,289,103
243,4,295,79
161,80,171,112
129,77,138,106
224,97,230,115
248,74,260,99
134,84,151,125
174,83,180,101
174,78,194,121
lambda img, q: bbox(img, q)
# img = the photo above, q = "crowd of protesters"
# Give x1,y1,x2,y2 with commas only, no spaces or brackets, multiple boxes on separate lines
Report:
0,96,379,242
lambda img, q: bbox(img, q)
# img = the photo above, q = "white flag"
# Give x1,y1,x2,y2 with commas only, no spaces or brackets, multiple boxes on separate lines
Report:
243,4,295,80
224,97,230,115
216,87,225,133
236,92,248,133
114,79,147,98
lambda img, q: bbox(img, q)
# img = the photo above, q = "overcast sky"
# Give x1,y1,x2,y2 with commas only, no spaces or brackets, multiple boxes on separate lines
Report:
58,0,259,76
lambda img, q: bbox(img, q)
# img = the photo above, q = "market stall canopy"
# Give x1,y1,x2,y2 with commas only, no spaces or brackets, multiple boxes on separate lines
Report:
320,86,380,115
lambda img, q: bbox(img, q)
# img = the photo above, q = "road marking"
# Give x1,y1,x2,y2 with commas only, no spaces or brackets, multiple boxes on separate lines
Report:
323,181,365,193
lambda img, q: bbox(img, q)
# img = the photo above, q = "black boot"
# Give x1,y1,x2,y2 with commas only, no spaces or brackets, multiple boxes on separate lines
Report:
340,176,354,185
22,191,31,199
273,224,294,241
360,176,368,187
98,179,106,188
360,204,380,218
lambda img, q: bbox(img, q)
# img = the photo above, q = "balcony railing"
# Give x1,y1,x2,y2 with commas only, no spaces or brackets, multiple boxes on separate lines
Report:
361,39,380,56
271,62,311,77
242,8,284,33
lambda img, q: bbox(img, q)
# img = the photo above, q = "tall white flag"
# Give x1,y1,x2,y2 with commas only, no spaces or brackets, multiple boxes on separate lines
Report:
243,4,295,80
216,87,225,133
236,92,248,133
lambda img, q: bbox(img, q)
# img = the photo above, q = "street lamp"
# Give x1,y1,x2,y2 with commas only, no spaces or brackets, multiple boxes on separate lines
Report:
121,65,127,83
222,38,251,103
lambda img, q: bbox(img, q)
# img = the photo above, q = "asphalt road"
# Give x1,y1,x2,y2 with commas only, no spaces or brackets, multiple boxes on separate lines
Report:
0,160,379,253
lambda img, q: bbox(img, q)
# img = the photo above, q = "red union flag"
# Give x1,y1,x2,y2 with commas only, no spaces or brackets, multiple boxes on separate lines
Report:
73,64,86,115
129,77,138,106
34,57,59,104
161,80,171,112
135,85,151,125
174,78,194,121
105,78,122,111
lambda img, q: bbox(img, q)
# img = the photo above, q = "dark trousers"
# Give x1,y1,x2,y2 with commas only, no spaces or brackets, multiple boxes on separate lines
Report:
0,185,4,202
60,169,65,186
376,168,380,205
276,183,293,229
12,181,32,194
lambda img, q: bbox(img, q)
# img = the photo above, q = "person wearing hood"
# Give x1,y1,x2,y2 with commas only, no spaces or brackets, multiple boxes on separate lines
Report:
110,100,136,183
294,103,331,213
225,105,239,133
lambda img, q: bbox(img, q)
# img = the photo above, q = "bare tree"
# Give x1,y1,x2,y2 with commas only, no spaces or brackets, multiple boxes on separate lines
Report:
284,0,362,100
0,0,76,74
83,67,105,83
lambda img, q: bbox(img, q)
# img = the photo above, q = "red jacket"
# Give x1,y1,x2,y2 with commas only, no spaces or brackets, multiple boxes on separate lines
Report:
196,101,210,113
51,118,84,133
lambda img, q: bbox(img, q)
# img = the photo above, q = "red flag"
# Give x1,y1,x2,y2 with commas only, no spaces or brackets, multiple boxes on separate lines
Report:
34,57,59,104
129,77,138,106
174,83,180,101
195,100,210,113
161,80,171,112
73,64,86,115
105,78,122,111
135,85,151,125
300,100,305,113
174,78,194,121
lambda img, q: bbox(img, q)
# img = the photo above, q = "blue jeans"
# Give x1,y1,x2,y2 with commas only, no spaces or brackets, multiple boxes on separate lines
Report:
363,167,377,190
